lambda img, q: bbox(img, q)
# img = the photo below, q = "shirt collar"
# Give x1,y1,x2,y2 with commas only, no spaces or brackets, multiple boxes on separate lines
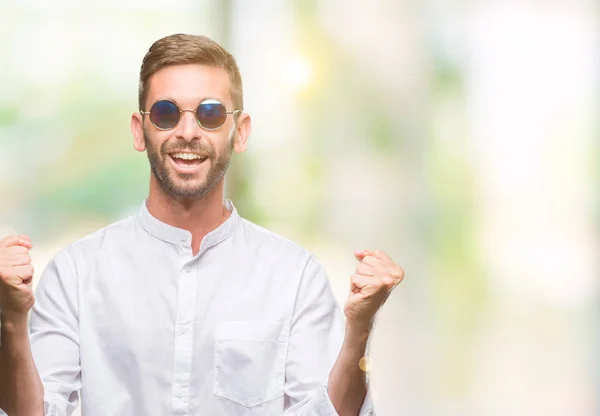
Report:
137,199,240,249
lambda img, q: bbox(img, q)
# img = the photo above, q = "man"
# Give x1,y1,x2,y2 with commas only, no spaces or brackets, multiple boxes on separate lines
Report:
0,34,404,415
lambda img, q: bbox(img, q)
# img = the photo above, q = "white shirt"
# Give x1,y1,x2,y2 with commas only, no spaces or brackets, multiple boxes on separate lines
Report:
2,201,374,415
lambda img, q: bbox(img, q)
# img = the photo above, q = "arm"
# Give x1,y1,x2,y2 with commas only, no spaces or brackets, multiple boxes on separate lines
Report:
0,236,82,416
328,249,404,415
0,235,44,415
327,323,370,415
0,313,44,415
283,250,403,416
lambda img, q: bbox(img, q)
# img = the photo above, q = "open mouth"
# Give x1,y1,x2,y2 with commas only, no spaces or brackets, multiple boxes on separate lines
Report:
168,152,208,173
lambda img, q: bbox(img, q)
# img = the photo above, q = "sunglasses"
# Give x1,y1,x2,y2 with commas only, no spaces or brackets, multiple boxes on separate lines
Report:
140,99,241,131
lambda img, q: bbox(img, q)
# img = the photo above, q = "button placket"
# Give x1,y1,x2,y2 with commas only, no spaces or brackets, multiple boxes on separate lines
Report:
171,257,196,414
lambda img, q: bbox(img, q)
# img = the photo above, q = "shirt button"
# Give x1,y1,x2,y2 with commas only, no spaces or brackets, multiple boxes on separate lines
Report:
178,327,188,335
180,235,187,243
184,267,191,274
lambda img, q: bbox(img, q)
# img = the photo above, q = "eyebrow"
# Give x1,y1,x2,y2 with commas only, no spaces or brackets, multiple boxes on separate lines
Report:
152,97,226,106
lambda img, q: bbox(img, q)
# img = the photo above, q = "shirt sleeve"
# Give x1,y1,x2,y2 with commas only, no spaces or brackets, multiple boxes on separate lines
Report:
284,256,375,415
30,250,81,416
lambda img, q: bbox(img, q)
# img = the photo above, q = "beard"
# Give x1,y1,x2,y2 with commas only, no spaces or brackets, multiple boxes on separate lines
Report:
144,129,234,201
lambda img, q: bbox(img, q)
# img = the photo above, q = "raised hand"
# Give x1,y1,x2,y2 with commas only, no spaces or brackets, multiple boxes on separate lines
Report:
0,234,35,320
344,249,404,331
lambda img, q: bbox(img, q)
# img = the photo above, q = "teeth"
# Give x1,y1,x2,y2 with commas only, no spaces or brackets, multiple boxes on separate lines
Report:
172,153,204,160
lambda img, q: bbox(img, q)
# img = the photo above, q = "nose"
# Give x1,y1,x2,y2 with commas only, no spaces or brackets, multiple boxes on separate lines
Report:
175,109,200,142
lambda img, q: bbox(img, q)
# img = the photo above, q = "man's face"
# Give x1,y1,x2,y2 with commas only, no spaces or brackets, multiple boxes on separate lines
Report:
133,64,246,200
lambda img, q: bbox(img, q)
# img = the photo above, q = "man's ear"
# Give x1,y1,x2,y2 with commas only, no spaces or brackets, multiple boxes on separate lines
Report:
131,113,146,152
232,113,251,153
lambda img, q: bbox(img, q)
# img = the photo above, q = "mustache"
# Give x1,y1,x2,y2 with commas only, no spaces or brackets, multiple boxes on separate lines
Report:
161,141,215,158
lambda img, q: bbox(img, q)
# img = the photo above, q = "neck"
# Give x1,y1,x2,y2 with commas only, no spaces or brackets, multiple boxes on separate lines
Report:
146,177,231,255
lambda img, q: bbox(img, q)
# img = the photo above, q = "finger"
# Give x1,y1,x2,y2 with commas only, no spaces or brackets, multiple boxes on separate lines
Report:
373,249,393,262
15,264,34,281
353,250,366,262
352,272,397,292
11,253,32,267
18,235,32,249
361,255,383,268
354,249,374,262
355,262,376,277
350,273,392,297
362,256,403,283
2,264,34,285
365,252,401,277
350,273,374,290
3,245,29,255
0,235,20,249
19,241,33,250
391,265,405,285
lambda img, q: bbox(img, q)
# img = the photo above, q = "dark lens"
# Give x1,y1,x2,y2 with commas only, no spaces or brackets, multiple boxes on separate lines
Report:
149,100,180,130
196,100,227,130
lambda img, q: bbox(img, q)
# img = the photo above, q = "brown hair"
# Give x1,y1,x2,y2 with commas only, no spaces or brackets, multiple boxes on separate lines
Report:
138,33,243,112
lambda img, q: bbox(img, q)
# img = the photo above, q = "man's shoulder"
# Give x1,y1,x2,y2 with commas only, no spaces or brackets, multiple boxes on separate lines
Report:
62,213,138,257
237,217,314,261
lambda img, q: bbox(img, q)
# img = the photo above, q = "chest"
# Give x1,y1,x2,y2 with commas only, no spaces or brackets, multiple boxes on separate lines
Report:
77,249,295,414
78,248,299,343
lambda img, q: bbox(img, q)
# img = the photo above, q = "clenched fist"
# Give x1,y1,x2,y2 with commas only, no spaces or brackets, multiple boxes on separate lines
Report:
344,249,404,331
0,234,35,319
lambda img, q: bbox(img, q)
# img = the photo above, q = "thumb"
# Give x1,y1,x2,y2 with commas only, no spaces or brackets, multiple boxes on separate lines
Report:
18,235,33,249
354,249,374,262
0,235,20,249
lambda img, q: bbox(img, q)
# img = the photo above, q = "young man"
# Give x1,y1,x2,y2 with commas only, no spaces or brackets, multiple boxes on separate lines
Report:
0,34,404,415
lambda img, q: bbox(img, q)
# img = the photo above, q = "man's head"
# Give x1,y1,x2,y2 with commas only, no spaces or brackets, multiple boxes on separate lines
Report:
131,34,251,201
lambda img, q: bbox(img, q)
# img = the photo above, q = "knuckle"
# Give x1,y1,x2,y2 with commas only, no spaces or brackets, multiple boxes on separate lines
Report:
395,267,405,280
374,280,386,290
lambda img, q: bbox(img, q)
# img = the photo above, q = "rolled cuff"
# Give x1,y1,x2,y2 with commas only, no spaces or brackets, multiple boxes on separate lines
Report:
0,393,74,416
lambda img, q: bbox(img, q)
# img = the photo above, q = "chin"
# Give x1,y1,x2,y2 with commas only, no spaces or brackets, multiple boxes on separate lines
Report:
172,180,214,199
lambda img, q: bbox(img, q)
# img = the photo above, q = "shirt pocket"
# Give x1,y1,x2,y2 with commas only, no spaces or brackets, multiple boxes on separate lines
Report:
213,320,289,408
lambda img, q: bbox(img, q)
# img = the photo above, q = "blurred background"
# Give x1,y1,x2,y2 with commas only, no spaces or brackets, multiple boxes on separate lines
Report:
1,0,599,414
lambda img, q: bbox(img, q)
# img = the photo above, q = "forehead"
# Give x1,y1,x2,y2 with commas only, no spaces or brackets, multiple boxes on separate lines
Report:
146,64,231,107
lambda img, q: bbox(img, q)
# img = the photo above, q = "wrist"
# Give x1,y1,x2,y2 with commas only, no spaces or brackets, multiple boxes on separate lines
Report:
344,320,372,349
345,318,373,338
0,313,30,356
1,309,29,330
